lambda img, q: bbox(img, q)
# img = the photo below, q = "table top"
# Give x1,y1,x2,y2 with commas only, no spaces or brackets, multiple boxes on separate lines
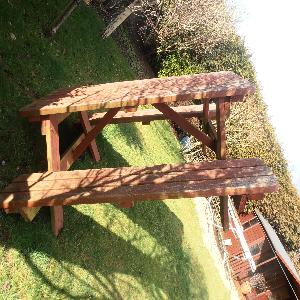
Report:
20,71,255,118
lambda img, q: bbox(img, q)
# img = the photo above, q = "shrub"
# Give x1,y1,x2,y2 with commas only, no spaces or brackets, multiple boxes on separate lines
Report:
159,38,300,252
158,52,206,77
136,0,235,54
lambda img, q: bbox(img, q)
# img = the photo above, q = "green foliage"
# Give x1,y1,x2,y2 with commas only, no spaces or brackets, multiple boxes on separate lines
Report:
227,94,300,248
159,38,256,81
159,37,300,251
198,38,257,82
138,0,235,54
158,53,206,77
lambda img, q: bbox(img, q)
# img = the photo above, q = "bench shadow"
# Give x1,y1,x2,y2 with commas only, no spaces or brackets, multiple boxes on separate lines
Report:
115,122,145,152
120,201,184,253
1,111,209,299
0,206,209,299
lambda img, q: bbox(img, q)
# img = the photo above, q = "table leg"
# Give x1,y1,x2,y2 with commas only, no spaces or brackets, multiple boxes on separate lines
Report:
216,98,227,160
79,112,100,161
216,98,229,232
202,99,210,155
43,115,64,236
153,103,215,151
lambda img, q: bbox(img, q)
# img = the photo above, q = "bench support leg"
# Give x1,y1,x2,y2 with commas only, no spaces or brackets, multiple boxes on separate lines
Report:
44,116,64,236
220,196,229,231
153,103,215,151
51,206,64,236
216,98,229,232
202,99,210,155
79,112,101,162
73,108,121,160
216,98,227,160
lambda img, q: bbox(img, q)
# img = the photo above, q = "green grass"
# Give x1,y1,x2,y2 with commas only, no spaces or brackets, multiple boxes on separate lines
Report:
0,1,230,299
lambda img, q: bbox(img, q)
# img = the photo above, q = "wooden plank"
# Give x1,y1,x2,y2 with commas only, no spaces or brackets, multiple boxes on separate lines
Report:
247,193,264,200
90,104,216,125
44,116,64,236
220,196,229,231
21,116,62,226
15,114,64,220
216,97,229,231
202,99,210,155
79,112,100,162
60,133,86,171
153,103,215,151
3,166,273,193
44,116,61,171
19,72,255,118
7,113,62,222
32,112,71,124
0,175,278,209
13,158,266,183
203,99,210,124
51,206,63,236
72,108,121,161
216,98,227,160
224,101,231,119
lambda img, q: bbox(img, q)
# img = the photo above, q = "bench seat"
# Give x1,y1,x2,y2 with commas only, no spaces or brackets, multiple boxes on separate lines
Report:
0,158,278,209
89,104,216,125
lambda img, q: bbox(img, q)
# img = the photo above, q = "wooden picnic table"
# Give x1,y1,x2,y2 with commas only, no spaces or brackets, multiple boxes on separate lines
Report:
2,71,267,236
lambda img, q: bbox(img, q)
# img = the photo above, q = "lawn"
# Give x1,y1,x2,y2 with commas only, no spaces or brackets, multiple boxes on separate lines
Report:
0,1,230,299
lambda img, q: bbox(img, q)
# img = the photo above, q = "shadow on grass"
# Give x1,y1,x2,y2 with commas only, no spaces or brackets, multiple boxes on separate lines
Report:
0,2,209,298
0,102,211,299
0,126,209,298
121,201,184,253
116,123,145,152
0,204,208,299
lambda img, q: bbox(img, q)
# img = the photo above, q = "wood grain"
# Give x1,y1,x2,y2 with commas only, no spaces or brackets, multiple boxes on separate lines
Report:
79,112,100,161
0,159,278,209
13,158,266,183
216,98,229,231
4,166,273,192
72,107,121,161
153,103,215,150
90,104,216,125
44,116,64,236
20,71,255,118
0,176,278,209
